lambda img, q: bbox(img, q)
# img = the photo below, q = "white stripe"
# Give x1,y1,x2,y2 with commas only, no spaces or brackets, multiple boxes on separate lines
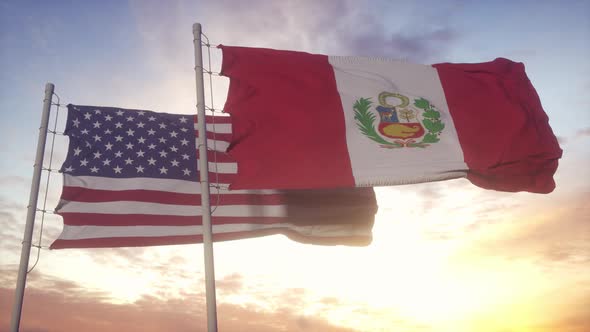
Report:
56,223,372,240
199,161,237,174
57,200,287,217
64,174,199,193
194,123,232,134
196,138,230,152
63,174,278,195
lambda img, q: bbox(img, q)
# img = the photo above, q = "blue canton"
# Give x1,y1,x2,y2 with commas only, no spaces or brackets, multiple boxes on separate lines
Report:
62,105,198,181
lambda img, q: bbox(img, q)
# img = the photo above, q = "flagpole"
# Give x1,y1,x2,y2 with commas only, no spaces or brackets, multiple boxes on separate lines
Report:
192,23,218,332
10,83,55,332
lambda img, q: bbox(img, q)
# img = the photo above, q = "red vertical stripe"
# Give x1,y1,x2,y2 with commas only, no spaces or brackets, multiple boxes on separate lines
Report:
220,45,355,190
433,58,562,193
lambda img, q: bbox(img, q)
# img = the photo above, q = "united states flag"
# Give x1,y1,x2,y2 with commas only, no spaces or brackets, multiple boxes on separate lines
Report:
51,104,376,249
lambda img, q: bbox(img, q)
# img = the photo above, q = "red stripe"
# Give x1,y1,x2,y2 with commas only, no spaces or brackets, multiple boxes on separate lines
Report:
61,187,199,204
60,186,285,205
59,213,289,226
204,114,231,124
49,229,371,249
220,45,355,189
199,150,235,163
433,58,562,193
207,172,235,185
196,130,232,142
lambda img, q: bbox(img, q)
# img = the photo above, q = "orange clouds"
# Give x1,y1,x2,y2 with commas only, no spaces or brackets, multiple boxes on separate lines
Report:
0,272,357,332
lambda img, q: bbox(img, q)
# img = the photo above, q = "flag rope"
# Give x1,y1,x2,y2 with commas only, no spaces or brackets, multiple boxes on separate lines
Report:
200,31,230,213
27,93,63,273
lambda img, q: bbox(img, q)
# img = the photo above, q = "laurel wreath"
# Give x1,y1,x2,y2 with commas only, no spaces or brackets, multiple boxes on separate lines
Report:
353,97,444,148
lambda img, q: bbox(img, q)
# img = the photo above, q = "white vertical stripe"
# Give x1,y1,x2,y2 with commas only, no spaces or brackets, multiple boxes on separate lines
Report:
328,56,468,186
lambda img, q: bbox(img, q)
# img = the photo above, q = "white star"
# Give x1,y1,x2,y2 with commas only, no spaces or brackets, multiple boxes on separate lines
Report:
171,159,179,167
180,127,188,132
104,115,113,121
85,141,92,148
84,112,92,120
170,146,178,152
180,139,189,146
138,111,145,116
116,110,124,116
102,158,112,166
93,134,102,142
72,118,80,127
126,116,134,122
147,143,156,150
93,151,102,159
90,166,99,173
136,150,145,157
147,129,156,135
94,109,102,114
126,129,135,136
115,122,123,129
124,158,133,165
73,147,82,156
136,165,145,173
105,142,113,150
170,131,178,138
181,153,190,160
179,117,188,123
125,142,134,149
137,137,146,144
148,116,156,121
80,159,89,166
64,166,74,172
159,166,168,174
113,165,123,173
93,121,101,128
182,168,191,176
159,150,168,157
158,137,167,143
114,135,124,142
137,122,145,128
147,158,156,165
81,129,89,135
114,151,123,158
159,123,167,129
104,129,112,135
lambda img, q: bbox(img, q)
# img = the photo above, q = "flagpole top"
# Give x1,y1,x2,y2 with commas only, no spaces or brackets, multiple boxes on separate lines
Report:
193,23,202,34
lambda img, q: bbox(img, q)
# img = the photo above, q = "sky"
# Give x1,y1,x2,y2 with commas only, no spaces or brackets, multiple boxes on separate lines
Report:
0,0,589,331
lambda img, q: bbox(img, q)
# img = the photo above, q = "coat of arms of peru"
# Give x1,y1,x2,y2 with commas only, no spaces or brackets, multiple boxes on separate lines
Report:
353,92,445,148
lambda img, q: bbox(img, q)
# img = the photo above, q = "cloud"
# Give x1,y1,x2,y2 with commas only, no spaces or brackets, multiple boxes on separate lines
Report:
216,273,243,295
556,135,568,145
456,190,590,267
575,127,590,138
0,273,359,332
130,0,460,63
344,27,458,62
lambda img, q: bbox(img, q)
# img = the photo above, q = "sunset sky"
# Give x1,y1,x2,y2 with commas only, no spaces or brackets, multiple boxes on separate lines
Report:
1,1,589,331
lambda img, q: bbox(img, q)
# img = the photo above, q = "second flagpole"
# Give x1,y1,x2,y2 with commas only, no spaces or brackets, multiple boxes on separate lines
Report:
192,23,218,332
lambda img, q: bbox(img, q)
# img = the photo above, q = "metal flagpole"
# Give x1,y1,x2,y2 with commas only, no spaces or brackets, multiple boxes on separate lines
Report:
10,82,55,332
192,23,218,332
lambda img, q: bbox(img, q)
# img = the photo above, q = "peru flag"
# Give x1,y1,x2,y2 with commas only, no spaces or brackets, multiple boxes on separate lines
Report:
220,45,562,193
